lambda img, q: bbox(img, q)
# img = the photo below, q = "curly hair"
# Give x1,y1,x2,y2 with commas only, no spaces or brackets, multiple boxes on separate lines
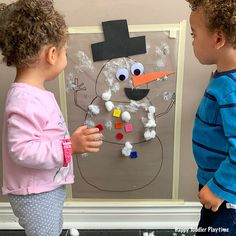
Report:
0,0,67,68
186,0,236,48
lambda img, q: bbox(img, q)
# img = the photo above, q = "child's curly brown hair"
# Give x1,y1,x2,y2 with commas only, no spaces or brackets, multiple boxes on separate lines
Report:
186,0,236,48
0,0,67,68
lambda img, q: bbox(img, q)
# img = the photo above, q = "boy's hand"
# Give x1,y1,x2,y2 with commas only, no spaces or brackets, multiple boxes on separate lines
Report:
198,185,223,212
70,125,103,154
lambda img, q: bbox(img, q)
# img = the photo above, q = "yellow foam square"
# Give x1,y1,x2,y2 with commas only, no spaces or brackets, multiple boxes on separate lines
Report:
113,109,121,118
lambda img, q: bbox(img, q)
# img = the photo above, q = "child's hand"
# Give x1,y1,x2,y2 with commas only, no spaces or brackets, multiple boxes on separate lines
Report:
198,185,223,212
70,125,103,154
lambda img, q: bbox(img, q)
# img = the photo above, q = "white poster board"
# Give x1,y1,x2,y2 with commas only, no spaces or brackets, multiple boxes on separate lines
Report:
59,21,186,200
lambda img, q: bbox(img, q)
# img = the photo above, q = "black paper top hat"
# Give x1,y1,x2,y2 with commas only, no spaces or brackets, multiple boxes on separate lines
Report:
91,19,146,62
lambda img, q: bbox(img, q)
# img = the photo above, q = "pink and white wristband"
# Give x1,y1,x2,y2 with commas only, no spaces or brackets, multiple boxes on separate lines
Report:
62,138,72,167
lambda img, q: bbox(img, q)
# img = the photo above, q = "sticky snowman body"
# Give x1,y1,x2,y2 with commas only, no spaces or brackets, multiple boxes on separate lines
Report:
78,57,164,190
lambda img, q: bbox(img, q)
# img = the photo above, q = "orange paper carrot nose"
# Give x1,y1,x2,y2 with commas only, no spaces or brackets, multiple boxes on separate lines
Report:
132,71,175,87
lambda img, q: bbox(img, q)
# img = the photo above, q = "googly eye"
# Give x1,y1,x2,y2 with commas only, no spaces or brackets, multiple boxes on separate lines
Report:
131,62,144,76
116,68,129,81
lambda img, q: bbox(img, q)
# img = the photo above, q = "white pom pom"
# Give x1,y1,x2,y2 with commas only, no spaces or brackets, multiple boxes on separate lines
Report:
122,147,131,157
122,142,133,156
144,130,156,140
88,104,100,115
121,111,131,122
105,101,114,111
125,141,133,149
102,90,111,101
69,228,80,236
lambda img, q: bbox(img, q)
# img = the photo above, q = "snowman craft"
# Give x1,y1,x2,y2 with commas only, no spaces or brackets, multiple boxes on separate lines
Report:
69,20,176,192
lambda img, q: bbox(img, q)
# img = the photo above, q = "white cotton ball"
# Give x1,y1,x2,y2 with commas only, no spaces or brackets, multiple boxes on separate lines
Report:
105,101,114,112
144,130,156,141
105,120,113,130
144,130,150,140
121,111,131,122
150,130,156,138
84,119,95,128
88,104,100,115
163,91,173,101
148,113,154,120
69,228,80,236
156,59,165,68
148,106,156,114
145,119,156,128
111,82,120,93
102,90,111,101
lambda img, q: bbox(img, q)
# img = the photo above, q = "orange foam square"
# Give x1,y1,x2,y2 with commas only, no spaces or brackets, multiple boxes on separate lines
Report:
115,121,123,129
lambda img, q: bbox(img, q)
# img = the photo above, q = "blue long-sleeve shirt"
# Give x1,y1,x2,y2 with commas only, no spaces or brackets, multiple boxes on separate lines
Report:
192,68,236,204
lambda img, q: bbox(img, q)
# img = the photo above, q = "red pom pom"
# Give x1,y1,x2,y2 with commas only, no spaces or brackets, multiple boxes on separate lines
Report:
116,133,124,140
96,124,104,131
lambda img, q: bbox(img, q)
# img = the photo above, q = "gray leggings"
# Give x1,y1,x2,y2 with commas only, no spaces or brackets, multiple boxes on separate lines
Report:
8,186,66,236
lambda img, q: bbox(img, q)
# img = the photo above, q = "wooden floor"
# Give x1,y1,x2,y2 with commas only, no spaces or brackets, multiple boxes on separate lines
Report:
0,229,196,236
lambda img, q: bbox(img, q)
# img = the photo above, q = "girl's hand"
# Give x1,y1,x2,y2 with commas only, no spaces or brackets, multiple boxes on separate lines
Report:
70,125,103,154
198,185,223,212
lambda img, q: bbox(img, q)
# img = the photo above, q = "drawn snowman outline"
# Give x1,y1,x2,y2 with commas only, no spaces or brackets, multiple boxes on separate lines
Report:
68,20,176,192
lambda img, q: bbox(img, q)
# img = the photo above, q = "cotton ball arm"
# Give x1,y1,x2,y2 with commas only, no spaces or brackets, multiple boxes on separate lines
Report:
121,111,131,122
88,104,100,115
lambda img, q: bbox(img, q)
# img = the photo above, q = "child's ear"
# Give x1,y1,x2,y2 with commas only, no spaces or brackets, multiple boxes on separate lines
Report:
46,46,58,65
214,31,226,50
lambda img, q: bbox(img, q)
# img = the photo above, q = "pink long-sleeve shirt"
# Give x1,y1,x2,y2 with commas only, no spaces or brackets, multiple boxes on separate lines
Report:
2,83,74,195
